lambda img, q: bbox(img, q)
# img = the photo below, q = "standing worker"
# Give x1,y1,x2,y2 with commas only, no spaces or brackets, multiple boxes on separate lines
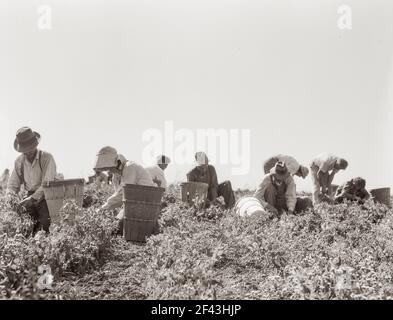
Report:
310,153,348,204
146,155,171,191
187,152,235,209
6,127,57,234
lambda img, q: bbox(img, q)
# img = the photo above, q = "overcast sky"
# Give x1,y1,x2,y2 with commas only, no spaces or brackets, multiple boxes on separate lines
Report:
0,0,392,191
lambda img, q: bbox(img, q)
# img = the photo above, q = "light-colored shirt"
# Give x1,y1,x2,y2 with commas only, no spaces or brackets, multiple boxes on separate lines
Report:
146,165,167,190
254,173,297,211
0,172,9,190
310,153,338,173
271,154,300,176
7,150,57,201
102,160,155,211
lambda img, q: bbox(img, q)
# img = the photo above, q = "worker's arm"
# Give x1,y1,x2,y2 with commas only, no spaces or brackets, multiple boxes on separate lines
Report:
30,153,57,202
326,169,339,196
101,186,124,211
254,176,270,206
208,166,219,201
102,166,136,211
6,165,22,196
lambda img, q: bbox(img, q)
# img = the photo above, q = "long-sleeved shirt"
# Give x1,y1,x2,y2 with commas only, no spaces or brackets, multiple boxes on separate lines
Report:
7,150,57,201
0,172,9,190
268,154,300,176
187,165,219,201
254,173,297,211
146,165,167,190
102,160,155,211
310,153,339,173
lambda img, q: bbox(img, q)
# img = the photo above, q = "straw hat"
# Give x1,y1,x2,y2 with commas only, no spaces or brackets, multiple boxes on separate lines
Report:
94,146,125,170
14,127,41,153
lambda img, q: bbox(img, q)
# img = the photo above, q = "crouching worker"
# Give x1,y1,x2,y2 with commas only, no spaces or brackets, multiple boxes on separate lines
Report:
187,152,235,209
6,127,57,235
334,177,370,205
254,162,312,216
94,146,155,235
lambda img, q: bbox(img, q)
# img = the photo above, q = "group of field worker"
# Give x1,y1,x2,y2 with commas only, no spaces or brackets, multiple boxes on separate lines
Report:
2,126,372,235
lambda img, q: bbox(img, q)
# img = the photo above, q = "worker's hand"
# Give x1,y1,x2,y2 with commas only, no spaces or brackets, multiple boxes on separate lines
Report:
265,204,278,215
153,177,161,187
19,196,36,208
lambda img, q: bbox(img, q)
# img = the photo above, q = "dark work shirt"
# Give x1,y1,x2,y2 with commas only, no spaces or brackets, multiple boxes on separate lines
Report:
187,165,219,201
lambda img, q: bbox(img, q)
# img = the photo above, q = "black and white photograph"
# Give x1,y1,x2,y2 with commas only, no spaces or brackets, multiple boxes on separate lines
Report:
1,0,393,307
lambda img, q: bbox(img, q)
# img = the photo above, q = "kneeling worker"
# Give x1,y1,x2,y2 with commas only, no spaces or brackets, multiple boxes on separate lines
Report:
334,177,370,204
254,162,312,216
94,146,156,232
187,152,235,209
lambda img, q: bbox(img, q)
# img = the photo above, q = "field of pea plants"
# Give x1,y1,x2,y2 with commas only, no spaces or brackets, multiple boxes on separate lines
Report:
1,183,393,300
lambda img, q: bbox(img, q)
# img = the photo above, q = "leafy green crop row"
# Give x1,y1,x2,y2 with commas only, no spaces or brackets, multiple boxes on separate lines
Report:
1,185,392,300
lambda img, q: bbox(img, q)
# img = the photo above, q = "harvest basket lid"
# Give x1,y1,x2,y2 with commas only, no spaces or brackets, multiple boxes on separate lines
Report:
43,178,85,188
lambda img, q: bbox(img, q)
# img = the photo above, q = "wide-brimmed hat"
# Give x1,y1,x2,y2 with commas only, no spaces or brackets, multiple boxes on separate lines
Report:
94,146,127,170
14,127,41,153
94,146,118,170
299,165,309,179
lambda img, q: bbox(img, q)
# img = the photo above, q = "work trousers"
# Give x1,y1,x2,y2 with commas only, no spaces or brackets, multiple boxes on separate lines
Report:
263,182,312,214
310,165,331,204
215,180,236,209
25,193,50,235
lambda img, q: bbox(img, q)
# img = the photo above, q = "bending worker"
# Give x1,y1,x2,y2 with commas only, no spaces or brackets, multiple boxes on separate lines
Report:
6,127,57,234
263,154,309,180
94,146,155,233
310,153,348,204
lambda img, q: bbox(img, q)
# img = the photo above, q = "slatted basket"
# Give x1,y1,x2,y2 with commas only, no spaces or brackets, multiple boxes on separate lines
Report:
42,179,85,225
123,184,165,242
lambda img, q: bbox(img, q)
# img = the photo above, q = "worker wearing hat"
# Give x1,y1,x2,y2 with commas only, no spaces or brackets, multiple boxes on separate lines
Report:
263,154,309,179
254,161,312,216
146,155,171,191
310,153,348,204
186,151,235,209
7,127,57,234
94,146,155,233
334,177,370,205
